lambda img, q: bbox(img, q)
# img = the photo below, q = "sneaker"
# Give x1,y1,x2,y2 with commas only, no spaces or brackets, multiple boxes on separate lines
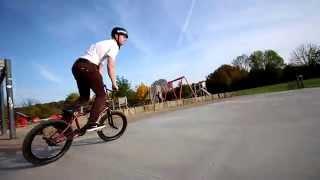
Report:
81,122,102,131
85,123,99,130
75,123,104,136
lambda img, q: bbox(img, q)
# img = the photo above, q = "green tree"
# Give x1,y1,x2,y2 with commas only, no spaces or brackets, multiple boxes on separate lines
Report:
126,89,137,106
264,50,284,70
290,43,320,66
206,64,247,93
26,106,42,118
247,50,284,85
38,104,57,118
249,50,265,70
232,54,250,71
249,50,284,70
64,92,80,108
114,76,137,106
115,76,131,97
181,84,193,98
21,98,39,107
20,101,65,118
65,93,79,103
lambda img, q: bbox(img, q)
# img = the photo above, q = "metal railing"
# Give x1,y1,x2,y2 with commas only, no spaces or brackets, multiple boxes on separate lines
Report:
0,59,16,139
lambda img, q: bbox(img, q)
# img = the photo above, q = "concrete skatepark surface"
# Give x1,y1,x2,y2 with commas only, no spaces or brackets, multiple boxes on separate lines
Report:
1,88,320,180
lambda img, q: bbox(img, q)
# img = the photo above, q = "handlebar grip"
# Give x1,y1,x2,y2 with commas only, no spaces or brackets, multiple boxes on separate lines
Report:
104,85,113,92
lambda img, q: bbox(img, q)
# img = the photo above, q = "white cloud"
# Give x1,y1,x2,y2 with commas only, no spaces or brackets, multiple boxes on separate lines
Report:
84,0,320,87
206,1,316,34
126,11,320,85
5,0,320,104
33,63,62,84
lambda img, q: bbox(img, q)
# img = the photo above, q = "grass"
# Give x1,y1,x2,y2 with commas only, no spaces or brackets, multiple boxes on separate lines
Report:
234,78,320,96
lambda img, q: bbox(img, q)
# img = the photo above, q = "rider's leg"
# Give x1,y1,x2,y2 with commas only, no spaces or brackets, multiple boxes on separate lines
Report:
63,59,92,122
73,79,90,108
86,71,107,127
71,59,91,108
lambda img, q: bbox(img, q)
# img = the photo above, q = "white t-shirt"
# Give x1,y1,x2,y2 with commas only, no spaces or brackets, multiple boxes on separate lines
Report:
80,39,119,65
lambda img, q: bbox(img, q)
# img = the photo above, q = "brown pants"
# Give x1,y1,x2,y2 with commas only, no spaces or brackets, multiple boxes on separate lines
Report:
72,58,107,123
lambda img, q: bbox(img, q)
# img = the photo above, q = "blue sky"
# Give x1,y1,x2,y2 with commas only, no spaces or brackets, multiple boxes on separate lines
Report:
0,0,319,105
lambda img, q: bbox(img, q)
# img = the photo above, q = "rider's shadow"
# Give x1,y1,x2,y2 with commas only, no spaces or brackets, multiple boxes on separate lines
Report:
0,137,107,171
71,137,106,147
0,146,34,171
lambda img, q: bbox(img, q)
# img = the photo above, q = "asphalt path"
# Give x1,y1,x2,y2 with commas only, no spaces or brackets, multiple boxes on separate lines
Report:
1,88,320,180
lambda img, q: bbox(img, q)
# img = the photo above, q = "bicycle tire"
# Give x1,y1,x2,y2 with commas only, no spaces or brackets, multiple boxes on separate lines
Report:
22,120,73,165
97,111,127,141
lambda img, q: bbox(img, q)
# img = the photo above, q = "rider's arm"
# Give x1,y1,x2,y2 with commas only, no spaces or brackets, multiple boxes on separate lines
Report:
107,57,117,87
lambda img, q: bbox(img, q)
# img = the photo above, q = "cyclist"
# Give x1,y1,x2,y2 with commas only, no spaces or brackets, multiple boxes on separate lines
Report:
70,27,128,132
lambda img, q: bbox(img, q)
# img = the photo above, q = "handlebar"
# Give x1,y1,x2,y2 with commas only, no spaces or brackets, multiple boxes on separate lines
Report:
104,85,114,93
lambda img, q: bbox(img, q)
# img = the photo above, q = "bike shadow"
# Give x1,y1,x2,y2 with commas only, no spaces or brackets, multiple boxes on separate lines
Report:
0,146,34,171
71,137,106,147
0,137,106,171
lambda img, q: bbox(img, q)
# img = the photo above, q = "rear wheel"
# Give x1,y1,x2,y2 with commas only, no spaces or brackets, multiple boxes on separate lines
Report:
22,120,73,165
97,111,127,141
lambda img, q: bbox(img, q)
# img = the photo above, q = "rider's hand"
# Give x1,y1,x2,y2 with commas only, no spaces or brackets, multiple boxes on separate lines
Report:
112,84,119,91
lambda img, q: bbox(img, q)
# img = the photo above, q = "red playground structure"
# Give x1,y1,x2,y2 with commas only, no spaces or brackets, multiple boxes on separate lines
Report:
164,76,197,101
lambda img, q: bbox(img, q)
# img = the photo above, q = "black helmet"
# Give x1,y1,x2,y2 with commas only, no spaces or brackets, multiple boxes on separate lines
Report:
111,27,128,39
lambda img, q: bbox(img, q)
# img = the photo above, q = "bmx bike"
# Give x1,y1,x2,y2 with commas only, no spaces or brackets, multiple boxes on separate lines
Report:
22,88,127,165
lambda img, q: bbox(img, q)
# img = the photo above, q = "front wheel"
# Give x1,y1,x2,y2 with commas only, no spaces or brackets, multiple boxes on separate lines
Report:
97,111,127,141
22,120,73,165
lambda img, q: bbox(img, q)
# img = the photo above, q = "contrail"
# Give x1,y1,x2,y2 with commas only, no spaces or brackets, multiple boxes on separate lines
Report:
177,0,197,46
34,63,62,83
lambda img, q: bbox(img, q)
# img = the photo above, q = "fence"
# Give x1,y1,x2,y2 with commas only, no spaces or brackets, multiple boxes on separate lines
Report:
120,92,233,117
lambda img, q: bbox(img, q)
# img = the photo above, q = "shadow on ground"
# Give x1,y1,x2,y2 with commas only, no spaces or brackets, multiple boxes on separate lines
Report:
0,137,106,171
0,144,33,171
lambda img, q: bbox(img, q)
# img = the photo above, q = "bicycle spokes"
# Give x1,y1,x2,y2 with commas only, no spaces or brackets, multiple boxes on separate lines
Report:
108,117,118,129
31,126,68,159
